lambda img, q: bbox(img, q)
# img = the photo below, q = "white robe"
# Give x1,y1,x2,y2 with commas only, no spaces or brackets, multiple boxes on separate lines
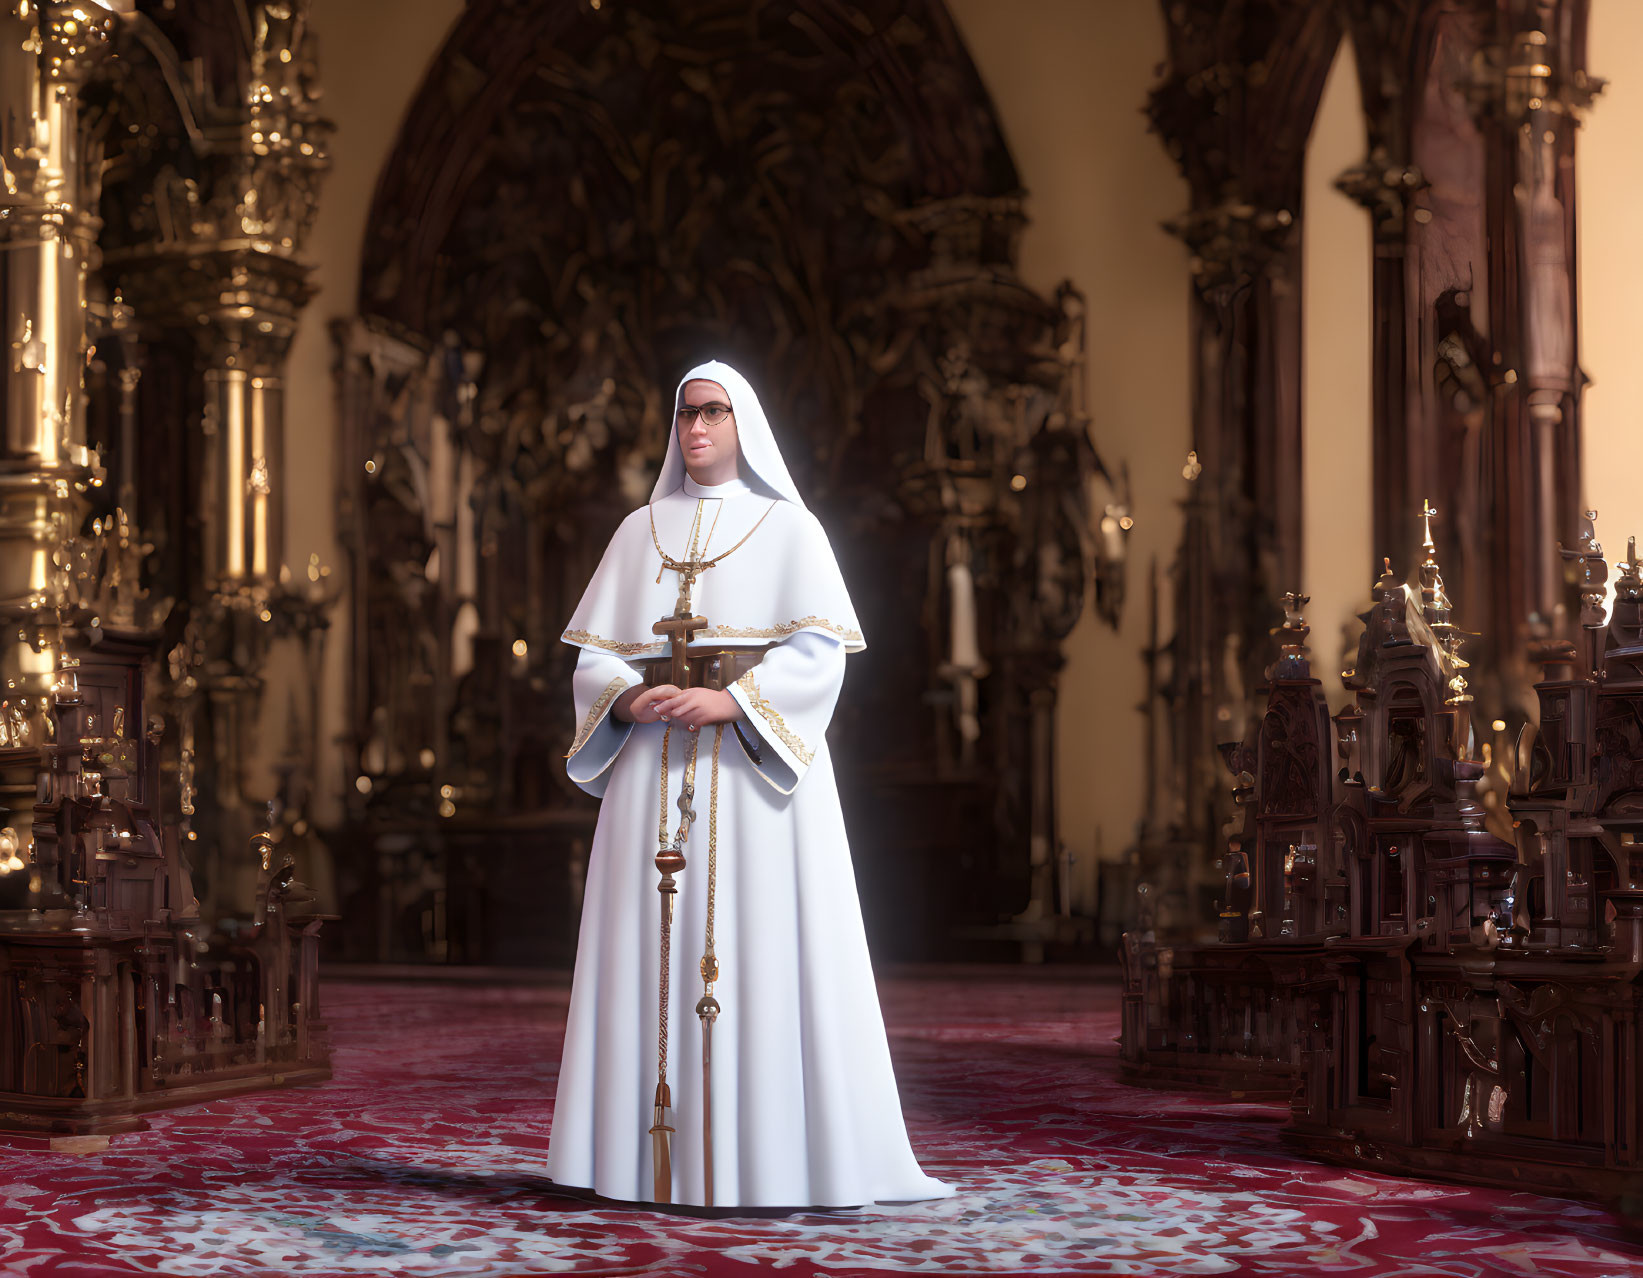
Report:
546,473,954,1208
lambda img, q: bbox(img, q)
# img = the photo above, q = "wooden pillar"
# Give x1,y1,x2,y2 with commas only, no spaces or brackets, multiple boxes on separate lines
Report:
1338,0,1597,720
1141,1,1341,896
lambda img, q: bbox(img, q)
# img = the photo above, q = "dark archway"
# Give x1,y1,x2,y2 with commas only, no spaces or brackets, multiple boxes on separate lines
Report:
343,0,1103,964
361,2,1020,329
357,0,1027,514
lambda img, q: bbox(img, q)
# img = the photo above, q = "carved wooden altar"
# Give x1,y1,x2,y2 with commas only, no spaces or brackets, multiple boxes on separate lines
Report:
1125,504,1643,1202
0,0,332,1141
1288,515,1643,1202
1120,589,1340,1095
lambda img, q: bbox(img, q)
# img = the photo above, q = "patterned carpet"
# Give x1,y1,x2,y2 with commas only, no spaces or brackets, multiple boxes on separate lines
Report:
2,970,1641,1276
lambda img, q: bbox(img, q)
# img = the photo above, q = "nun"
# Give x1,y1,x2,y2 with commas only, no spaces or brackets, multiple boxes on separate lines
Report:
547,361,954,1210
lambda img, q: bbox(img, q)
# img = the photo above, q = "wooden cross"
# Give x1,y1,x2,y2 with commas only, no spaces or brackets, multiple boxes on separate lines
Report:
653,611,707,688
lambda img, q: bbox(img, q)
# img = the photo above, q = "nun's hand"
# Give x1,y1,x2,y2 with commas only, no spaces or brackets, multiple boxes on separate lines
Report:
651,688,741,731
617,685,679,724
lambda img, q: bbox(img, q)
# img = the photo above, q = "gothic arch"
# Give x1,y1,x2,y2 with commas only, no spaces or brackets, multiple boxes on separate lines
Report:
354,0,1041,527
360,0,1021,338
345,0,1099,961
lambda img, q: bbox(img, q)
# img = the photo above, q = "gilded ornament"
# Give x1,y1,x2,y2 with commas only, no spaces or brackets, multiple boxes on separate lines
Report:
735,670,812,766
564,677,630,758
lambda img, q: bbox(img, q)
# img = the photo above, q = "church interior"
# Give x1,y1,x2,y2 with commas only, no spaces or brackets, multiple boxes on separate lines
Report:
5,0,1643,1272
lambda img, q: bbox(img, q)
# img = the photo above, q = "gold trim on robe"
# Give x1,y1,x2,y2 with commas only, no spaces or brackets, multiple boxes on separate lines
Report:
735,671,813,766
700,616,865,646
565,677,631,758
563,630,661,656
563,616,863,657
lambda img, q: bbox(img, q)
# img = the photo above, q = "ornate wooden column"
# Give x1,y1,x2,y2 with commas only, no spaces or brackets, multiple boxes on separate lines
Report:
1335,1,1427,588
1138,0,1341,929
895,202,1106,959
1338,0,1597,718
0,2,120,838
1481,1,1597,643
95,1,335,915
0,0,330,1143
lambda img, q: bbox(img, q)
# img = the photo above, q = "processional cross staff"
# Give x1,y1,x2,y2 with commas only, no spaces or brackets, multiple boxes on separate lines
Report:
647,554,710,1205
643,497,775,1205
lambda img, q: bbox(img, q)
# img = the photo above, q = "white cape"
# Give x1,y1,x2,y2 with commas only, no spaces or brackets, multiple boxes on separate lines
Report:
546,364,953,1208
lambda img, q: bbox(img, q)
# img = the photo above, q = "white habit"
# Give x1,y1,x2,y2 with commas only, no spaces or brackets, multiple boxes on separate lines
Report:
546,361,954,1209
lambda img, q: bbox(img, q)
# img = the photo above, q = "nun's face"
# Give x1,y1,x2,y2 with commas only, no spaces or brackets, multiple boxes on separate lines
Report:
676,379,742,485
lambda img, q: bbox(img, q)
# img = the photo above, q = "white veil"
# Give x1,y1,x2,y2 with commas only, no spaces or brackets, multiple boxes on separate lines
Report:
649,360,807,508
563,357,864,657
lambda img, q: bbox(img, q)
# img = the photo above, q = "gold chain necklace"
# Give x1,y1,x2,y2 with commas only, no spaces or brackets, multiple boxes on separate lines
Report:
649,496,778,586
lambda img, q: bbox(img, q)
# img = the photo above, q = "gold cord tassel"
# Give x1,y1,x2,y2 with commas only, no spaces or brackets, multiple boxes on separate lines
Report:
649,1078,674,1198
650,722,699,1203
693,723,725,1206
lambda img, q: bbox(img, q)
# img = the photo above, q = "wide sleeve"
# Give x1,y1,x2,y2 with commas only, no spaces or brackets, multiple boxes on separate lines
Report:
564,647,644,797
725,629,845,795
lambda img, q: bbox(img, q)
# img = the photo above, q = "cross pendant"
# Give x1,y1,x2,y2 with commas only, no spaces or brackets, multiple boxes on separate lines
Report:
673,558,705,616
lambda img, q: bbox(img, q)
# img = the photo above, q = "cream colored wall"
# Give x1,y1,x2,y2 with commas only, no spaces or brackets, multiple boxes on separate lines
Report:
283,1,1191,913
946,0,1189,911
1580,0,1643,571
1301,39,1374,707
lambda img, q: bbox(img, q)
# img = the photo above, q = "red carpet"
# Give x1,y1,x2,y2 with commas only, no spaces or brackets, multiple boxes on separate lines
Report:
1,969,1639,1276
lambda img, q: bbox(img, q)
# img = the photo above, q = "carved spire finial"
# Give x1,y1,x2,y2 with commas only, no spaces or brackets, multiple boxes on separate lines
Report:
1418,499,1445,617
1275,590,1311,676
1413,502,1472,705
1560,509,1611,646
1619,536,1642,601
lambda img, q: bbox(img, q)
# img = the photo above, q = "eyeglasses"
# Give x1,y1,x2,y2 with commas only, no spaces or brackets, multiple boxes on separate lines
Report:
677,402,733,427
